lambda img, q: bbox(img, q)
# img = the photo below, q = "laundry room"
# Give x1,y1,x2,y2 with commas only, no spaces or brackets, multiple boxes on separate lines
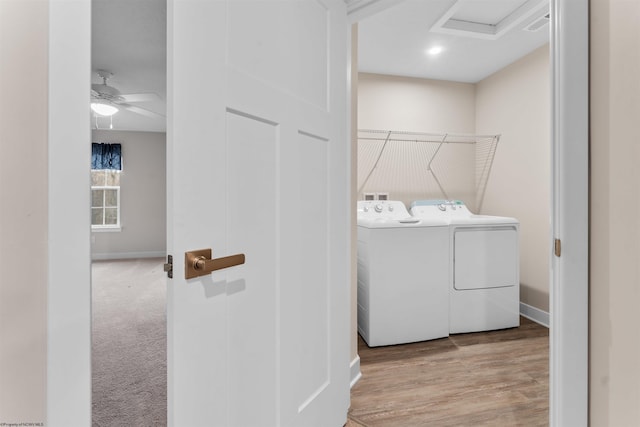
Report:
350,1,552,422
354,0,551,321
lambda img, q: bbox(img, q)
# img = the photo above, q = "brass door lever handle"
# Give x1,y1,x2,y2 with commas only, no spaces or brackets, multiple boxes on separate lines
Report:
185,248,245,279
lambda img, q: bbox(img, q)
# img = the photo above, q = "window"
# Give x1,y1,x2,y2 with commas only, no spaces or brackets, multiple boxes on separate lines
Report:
91,169,121,229
91,142,122,231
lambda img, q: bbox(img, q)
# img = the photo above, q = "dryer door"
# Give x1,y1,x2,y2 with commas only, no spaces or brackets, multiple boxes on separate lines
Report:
453,227,518,290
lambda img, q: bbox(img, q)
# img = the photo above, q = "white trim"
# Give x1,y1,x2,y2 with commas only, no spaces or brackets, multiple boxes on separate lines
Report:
350,355,362,388
520,302,550,328
91,226,122,233
48,0,92,425
91,251,166,261
345,0,402,22
550,0,589,424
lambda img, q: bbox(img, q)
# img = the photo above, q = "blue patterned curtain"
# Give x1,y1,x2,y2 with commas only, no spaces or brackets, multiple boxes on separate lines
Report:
92,143,122,170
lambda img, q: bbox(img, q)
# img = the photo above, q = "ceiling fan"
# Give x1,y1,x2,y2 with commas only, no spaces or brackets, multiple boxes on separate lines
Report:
90,70,165,120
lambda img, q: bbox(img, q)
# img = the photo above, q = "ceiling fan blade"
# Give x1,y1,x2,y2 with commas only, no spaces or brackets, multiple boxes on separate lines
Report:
119,92,161,103
122,104,165,120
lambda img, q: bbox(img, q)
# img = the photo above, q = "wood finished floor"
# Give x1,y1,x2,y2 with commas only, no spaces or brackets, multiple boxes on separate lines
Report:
347,317,549,427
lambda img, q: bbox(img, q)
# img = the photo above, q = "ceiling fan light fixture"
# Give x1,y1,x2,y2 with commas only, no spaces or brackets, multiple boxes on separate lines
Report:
91,101,119,116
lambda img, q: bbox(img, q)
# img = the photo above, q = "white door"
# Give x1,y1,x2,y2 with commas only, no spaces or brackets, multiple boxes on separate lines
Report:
167,0,350,426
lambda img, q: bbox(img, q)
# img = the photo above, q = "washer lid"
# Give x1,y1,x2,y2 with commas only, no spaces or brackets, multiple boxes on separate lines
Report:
357,217,448,228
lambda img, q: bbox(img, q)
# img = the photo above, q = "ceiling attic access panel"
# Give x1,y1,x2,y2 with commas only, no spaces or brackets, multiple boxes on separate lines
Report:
431,0,550,40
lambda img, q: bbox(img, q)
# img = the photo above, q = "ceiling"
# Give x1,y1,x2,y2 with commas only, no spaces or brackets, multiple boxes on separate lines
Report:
91,0,166,133
357,0,550,82
91,0,549,133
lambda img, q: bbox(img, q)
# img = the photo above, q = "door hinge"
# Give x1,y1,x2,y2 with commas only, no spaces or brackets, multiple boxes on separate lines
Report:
554,239,561,257
164,254,173,278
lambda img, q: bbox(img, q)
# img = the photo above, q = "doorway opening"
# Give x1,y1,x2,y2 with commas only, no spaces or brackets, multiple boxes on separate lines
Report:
349,1,553,424
90,0,168,424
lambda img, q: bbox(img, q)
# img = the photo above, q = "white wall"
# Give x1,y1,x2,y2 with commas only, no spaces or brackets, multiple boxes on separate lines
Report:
91,130,166,260
358,73,476,133
476,45,550,312
590,0,640,424
357,73,477,207
0,1,48,422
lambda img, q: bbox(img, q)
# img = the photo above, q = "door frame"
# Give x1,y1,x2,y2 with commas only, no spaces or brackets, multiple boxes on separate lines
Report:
47,0,92,424
46,0,588,425
549,0,589,424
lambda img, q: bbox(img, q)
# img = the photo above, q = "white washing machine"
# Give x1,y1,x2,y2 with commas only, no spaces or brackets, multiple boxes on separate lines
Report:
410,200,520,334
357,200,449,347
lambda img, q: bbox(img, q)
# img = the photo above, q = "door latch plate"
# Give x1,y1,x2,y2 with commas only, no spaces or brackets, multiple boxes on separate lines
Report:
164,254,173,278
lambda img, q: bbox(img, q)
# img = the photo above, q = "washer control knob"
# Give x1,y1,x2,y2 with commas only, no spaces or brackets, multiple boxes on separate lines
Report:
374,204,383,213
438,204,446,211
388,205,394,212
363,206,369,212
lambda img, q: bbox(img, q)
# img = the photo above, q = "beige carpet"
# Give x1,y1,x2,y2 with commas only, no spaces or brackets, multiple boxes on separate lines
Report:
92,258,167,427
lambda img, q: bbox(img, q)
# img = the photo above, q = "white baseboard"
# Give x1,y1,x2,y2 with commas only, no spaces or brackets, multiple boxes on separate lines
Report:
520,302,550,328
350,355,362,388
91,251,166,261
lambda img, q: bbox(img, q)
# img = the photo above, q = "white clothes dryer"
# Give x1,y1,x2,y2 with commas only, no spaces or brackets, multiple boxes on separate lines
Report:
357,200,449,346
410,200,520,334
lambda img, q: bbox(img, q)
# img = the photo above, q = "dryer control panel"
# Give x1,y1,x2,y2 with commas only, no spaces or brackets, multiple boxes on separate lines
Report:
410,199,473,218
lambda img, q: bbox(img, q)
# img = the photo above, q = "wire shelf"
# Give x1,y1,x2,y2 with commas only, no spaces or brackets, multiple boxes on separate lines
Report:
357,129,500,212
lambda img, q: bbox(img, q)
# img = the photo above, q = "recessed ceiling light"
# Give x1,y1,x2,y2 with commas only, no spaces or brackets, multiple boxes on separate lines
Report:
427,46,444,55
